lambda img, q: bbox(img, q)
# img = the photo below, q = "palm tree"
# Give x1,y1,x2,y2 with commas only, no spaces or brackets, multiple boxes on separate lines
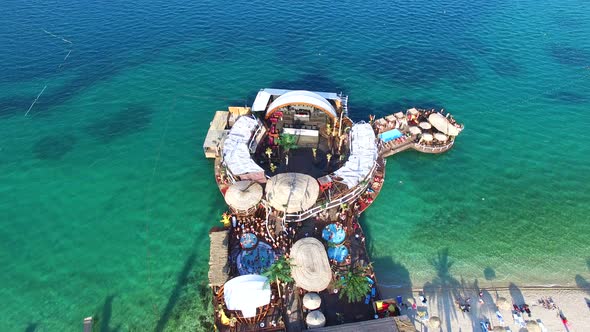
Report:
277,133,298,166
335,265,371,303
262,256,294,298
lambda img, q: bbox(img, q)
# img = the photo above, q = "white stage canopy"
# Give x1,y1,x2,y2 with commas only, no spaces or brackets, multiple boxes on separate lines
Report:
332,123,378,188
222,116,265,179
252,90,273,113
265,90,337,119
223,274,271,318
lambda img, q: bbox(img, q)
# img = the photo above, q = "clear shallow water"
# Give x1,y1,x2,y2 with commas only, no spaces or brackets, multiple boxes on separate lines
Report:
1,0,590,330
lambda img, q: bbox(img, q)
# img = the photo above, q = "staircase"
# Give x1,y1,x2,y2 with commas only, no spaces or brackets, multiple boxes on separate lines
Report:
340,94,349,117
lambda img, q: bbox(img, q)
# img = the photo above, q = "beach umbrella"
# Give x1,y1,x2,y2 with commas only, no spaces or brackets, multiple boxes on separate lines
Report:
419,121,432,130
526,321,541,332
428,316,441,328
291,238,331,292
224,181,263,212
394,112,405,118
428,113,461,136
434,132,448,142
408,126,422,135
421,133,433,142
496,297,511,310
385,115,396,122
375,118,387,125
266,173,320,213
306,310,326,328
302,292,321,310
407,108,419,115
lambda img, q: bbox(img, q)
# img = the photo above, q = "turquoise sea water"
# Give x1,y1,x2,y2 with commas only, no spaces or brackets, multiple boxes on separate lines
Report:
1,0,590,330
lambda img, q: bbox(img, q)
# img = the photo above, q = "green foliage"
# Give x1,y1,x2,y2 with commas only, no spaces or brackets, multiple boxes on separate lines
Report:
263,256,294,285
335,266,371,303
277,133,298,152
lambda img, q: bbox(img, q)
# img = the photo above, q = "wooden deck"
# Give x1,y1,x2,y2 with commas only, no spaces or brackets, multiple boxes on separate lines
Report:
205,105,462,332
374,109,461,157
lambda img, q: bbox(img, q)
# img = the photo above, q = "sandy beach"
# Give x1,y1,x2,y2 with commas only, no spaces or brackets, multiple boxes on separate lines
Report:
379,286,590,331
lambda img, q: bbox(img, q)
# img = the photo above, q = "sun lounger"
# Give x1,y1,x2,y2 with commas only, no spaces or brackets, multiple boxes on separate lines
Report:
480,321,490,331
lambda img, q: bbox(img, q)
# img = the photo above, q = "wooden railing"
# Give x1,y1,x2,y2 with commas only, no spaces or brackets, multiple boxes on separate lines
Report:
412,140,455,153
280,157,383,222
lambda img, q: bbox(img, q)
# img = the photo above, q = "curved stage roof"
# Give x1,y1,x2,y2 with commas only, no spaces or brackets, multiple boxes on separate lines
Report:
265,90,337,119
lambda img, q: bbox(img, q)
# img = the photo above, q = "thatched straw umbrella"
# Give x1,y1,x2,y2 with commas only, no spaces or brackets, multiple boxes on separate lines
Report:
394,112,405,119
496,297,511,310
306,310,326,328
266,173,319,213
429,316,441,328
407,108,419,115
224,181,263,212
302,292,321,310
290,238,331,292
526,321,541,332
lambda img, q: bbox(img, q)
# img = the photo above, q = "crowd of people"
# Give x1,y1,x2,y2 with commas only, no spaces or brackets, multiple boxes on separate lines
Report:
232,215,295,256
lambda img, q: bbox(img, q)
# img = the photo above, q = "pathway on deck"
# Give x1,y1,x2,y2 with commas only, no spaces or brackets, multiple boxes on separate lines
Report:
286,291,303,332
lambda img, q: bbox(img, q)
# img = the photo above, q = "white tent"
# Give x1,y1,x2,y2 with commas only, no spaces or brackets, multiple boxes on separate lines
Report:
222,116,265,180
223,274,271,318
332,123,378,188
251,90,273,112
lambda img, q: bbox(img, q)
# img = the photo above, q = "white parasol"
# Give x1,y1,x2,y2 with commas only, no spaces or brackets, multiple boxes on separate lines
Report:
419,122,432,130
428,112,461,136
302,292,322,310
306,310,326,328
421,133,433,142
434,132,448,142
428,316,441,328
408,126,422,135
